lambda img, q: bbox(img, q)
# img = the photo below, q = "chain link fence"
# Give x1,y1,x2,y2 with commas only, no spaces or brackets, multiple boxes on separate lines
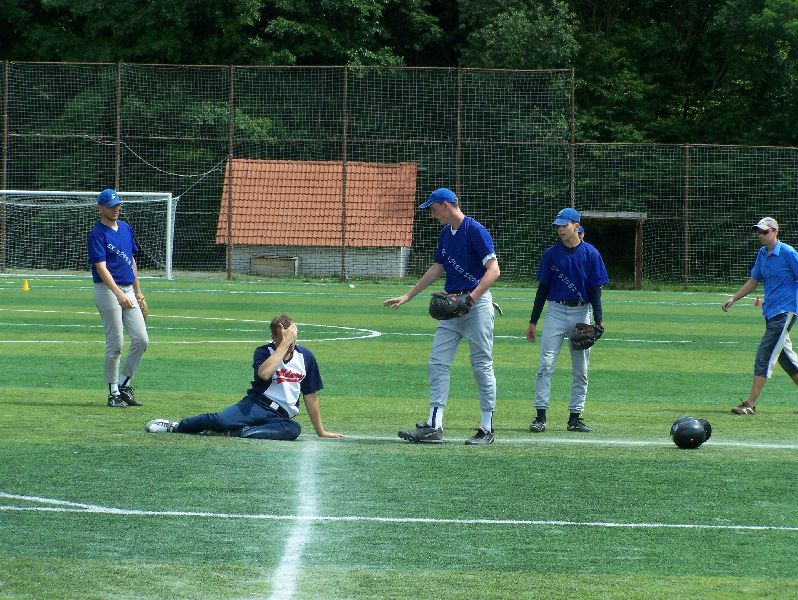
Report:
2,62,795,286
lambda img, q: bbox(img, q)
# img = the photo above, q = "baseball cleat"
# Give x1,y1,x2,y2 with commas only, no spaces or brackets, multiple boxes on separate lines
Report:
529,418,547,433
118,385,142,406
465,427,495,445
567,417,592,432
398,423,443,443
107,394,127,408
145,419,178,433
731,401,756,415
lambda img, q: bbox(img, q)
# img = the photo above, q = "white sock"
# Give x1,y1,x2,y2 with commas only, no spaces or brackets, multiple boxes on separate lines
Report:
428,406,444,429
109,383,119,395
118,376,130,388
480,410,493,432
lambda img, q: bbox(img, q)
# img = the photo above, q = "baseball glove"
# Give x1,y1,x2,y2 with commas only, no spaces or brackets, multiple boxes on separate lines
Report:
570,323,603,351
429,292,474,320
138,297,149,320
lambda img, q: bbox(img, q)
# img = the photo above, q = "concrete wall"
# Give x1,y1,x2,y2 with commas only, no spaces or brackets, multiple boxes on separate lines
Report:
232,245,411,278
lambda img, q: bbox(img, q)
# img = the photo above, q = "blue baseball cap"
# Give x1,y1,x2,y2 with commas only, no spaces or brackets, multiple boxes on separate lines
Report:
419,188,458,209
98,188,121,208
552,207,579,226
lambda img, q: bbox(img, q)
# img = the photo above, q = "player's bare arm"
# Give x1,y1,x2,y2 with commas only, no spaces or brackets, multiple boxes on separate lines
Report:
468,257,500,302
131,257,145,303
384,262,445,308
304,393,347,438
723,278,759,311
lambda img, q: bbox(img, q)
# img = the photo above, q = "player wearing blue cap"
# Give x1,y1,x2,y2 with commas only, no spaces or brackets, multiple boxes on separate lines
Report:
527,207,609,433
384,188,500,445
87,189,149,407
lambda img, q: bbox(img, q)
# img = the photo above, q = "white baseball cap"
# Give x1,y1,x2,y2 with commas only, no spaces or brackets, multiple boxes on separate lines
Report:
751,217,778,232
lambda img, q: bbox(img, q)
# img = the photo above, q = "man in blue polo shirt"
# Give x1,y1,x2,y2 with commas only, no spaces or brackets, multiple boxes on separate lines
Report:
527,208,609,433
722,217,798,414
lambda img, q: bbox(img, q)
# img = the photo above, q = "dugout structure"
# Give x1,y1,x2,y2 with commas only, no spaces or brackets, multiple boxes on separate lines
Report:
0,190,176,279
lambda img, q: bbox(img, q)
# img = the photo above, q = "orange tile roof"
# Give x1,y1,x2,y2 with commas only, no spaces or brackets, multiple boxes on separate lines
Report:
216,159,418,247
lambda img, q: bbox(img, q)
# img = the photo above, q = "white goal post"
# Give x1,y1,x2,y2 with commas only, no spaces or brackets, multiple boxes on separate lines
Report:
0,190,176,279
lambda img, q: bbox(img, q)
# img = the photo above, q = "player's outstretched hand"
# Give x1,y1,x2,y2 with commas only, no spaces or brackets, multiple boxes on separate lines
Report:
319,431,348,439
384,294,409,309
722,299,734,312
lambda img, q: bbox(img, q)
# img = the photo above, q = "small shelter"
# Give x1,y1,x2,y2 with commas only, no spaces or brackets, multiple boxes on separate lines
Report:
216,159,418,277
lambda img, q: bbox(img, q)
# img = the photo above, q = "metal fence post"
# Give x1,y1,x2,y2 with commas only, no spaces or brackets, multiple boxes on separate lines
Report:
340,66,349,282
226,65,235,280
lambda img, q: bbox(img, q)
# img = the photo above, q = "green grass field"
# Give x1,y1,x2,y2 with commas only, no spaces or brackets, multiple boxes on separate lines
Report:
1,275,796,599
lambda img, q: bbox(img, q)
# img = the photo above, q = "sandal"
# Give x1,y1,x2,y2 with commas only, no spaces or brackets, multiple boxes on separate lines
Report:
731,401,756,415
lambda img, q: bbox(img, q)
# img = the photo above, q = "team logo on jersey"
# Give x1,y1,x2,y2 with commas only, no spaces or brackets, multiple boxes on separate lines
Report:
274,368,303,384
106,242,133,267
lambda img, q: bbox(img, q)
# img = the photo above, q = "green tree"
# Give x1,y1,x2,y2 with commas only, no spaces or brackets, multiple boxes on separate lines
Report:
459,0,579,68
0,0,444,66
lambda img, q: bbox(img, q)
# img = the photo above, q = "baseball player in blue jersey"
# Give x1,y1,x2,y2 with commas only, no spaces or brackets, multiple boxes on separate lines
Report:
384,188,500,445
722,217,798,415
145,315,346,440
527,208,609,433
87,189,149,408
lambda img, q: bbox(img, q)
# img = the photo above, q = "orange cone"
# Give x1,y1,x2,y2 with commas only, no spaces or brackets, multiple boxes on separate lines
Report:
754,297,761,307
22,279,29,292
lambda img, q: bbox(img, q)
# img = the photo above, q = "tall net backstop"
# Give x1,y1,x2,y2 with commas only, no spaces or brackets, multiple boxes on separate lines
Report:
2,61,795,286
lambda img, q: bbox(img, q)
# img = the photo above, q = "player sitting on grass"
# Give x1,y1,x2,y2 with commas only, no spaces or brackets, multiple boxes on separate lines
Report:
145,315,346,440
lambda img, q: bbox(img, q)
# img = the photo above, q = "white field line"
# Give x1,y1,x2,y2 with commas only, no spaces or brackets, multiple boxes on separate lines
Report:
0,491,794,533
0,308,729,345
268,443,318,600
0,308,381,342
0,279,740,304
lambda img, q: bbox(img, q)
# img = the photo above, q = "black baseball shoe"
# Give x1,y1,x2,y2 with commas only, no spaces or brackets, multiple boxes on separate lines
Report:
118,385,142,406
529,418,547,433
567,417,592,432
398,423,443,443
107,394,127,408
465,427,495,445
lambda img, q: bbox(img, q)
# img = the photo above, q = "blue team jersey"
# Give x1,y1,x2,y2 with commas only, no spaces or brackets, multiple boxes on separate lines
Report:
247,343,323,417
750,240,798,319
537,241,609,303
434,216,496,292
87,220,139,285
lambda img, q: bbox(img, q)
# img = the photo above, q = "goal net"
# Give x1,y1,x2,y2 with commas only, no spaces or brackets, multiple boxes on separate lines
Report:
0,190,176,279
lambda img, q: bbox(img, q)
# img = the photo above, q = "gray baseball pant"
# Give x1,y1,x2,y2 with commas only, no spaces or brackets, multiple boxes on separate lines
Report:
93,283,149,384
428,291,496,412
534,302,591,413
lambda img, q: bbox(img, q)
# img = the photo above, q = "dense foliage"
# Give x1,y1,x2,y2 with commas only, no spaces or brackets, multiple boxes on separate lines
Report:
1,0,796,145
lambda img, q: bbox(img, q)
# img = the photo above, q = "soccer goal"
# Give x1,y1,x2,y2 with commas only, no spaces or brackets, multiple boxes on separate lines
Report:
0,190,176,279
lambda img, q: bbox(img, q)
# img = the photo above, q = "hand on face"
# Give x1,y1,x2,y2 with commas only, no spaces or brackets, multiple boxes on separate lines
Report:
275,323,298,358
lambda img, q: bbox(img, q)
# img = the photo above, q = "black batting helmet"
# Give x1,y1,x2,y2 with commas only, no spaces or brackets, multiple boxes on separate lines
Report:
670,417,709,449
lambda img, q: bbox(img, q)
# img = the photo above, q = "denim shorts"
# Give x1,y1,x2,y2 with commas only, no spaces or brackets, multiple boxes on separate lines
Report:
754,312,798,377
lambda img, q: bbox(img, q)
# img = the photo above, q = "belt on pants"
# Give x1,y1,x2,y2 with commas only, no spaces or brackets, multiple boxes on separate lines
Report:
446,289,475,295
556,300,586,307
267,401,290,418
